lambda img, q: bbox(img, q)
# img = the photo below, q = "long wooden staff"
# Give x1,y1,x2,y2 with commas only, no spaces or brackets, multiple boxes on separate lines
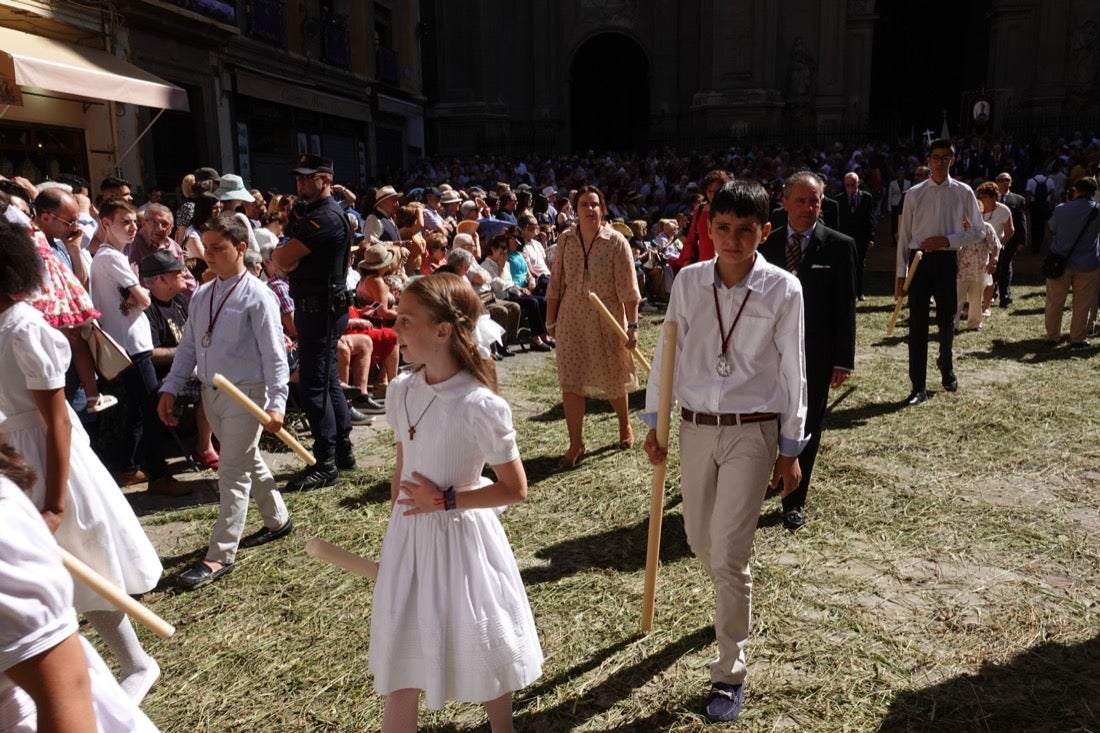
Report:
642,321,677,632
587,291,652,375
886,250,923,337
211,373,316,466
305,538,379,581
59,548,175,639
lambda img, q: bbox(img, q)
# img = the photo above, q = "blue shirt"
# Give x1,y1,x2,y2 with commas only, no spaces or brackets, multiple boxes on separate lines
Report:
160,272,289,413
1049,198,1100,272
506,250,529,288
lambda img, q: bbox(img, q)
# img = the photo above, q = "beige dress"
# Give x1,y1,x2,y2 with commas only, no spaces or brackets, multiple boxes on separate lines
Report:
548,224,640,399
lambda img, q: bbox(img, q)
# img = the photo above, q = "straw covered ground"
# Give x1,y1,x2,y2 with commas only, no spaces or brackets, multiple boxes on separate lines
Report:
117,274,1098,732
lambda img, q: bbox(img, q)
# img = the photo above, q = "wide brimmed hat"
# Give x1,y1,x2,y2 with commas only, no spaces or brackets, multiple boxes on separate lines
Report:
357,244,397,272
374,185,401,204
440,190,462,205
611,219,634,239
456,219,480,235
214,174,254,203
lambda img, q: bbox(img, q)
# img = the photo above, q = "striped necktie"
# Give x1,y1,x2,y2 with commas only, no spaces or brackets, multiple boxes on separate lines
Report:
786,231,802,273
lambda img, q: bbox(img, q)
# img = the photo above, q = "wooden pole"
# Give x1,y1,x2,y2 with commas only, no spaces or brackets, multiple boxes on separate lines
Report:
305,538,379,581
641,321,677,632
211,373,316,466
587,291,652,375
59,547,175,639
887,250,923,337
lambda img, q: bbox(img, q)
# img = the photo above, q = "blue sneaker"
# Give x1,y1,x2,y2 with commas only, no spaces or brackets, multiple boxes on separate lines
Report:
703,682,744,723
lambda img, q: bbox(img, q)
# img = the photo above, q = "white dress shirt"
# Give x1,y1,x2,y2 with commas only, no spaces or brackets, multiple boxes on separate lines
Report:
160,272,289,413
896,175,985,277
643,256,808,456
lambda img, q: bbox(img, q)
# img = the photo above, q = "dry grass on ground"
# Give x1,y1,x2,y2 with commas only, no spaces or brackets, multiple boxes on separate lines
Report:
121,276,1098,732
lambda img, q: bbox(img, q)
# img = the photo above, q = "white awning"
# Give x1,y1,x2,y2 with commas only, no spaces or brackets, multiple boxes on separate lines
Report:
0,25,189,111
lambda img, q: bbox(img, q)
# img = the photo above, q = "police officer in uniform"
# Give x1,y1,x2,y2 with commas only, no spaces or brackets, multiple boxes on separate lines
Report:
273,154,355,490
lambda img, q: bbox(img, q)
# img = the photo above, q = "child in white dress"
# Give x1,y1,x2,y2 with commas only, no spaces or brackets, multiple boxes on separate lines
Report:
368,273,542,733
0,219,163,703
0,452,159,732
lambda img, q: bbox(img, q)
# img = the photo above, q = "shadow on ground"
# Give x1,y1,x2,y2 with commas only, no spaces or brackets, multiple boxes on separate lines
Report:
877,634,1100,732
522,496,691,585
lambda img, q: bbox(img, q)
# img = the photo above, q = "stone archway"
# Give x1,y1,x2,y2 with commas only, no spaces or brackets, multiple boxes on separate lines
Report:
569,33,649,153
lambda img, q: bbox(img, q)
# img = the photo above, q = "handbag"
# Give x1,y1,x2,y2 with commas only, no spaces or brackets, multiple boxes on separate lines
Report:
1044,206,1098,280
83,321,132,380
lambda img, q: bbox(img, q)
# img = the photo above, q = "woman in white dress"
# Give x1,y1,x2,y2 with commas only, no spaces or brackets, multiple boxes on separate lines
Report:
369,273,542,733
0,219,163,703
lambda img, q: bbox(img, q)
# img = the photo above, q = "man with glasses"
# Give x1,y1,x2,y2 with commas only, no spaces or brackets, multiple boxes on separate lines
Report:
273,154,357,491
32,187,87,287
896,140,985,405
993,173,1028,306
127,203,196,296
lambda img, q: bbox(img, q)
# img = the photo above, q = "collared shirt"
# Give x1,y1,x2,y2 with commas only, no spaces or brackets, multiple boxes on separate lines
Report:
895,175,985,277
1049,198,1100,272
643,256,808,456
160,272,289,413
786,222,815,257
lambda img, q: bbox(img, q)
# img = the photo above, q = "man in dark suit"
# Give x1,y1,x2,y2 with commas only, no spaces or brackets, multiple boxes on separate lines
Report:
834,171,875,300
760,171,857,530
993,172,1028,306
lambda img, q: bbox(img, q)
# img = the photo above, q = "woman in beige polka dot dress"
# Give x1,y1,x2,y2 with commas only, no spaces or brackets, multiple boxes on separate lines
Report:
545,186,641,468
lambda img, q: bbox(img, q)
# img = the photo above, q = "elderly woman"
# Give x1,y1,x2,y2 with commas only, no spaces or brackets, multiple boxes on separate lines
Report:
545,185,641,468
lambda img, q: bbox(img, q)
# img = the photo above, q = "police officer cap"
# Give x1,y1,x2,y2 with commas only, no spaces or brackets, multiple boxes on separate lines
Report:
292,154,334,175
139,250,185,279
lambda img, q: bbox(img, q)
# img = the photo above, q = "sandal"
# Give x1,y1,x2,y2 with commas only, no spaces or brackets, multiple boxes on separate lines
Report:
86,394,118,413
557,444,586,470
192,449,220,470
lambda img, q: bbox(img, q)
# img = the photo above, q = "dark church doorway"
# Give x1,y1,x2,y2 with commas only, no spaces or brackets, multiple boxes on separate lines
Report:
868,0,992,135
569,33,649,153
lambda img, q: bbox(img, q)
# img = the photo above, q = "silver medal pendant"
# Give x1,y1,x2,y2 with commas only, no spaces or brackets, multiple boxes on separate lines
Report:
201,332,211,348
716,354,731,377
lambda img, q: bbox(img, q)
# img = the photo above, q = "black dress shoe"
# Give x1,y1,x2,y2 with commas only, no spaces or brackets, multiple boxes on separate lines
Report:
354,396,386,414
336,444,357,471
942,371,958,392
529,342,552,352
286,462,338,492
240,518,294,548
783,507,806,530
177,560,234,590
906,389,928,405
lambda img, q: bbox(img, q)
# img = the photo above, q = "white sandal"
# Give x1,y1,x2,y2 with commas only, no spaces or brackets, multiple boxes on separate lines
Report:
86,394,118,413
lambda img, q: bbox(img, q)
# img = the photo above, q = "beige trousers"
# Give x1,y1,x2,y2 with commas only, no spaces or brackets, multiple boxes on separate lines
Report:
678,418,777,686
1045,267,1100,343
202,383,289,565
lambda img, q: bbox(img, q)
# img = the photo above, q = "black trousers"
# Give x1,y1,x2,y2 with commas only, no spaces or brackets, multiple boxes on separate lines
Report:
782,361,830,513
294,304,351,464
907,249,956,391
994,238,1019,301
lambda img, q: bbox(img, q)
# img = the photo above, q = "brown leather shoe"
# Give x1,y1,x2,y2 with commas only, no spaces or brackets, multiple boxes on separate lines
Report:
147,475,192,497
113,469,148,487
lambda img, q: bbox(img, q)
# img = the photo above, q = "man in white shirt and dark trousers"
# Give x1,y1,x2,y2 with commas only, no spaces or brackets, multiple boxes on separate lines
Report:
643,179,807,724
896,139,985,405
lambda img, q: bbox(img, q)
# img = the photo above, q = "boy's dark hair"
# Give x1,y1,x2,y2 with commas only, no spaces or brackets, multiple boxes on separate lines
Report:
100,176,131,192
0,218,45,299
710,179,771,225
1072,176,1098,197
203,212,251,246
929,138,954,156
99,198,136,221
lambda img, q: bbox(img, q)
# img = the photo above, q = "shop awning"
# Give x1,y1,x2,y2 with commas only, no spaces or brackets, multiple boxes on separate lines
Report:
0,25,189,111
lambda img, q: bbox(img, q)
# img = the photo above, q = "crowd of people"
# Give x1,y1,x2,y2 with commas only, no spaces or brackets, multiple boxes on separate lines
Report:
1,127,1098,729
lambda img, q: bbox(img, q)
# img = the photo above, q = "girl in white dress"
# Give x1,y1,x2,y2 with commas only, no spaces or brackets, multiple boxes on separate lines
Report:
0,449,159,732
369,273,542,733
0,219,163,703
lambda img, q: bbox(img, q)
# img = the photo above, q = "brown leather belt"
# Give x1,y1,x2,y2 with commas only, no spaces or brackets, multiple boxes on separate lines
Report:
680,408,778,427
